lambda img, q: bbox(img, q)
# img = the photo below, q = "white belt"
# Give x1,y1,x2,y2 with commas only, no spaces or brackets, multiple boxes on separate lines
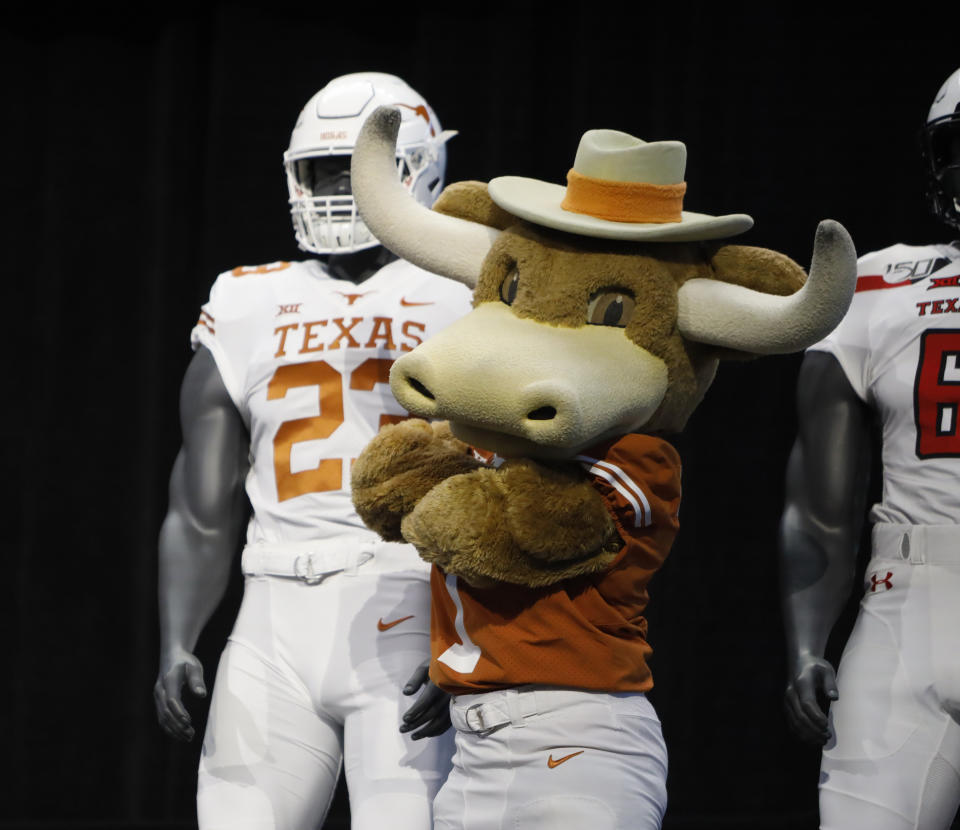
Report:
873,523,960,565
241,542,374,583
450,687,593,735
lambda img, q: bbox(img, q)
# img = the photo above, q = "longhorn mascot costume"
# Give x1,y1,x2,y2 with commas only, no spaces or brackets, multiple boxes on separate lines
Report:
348,107,857,830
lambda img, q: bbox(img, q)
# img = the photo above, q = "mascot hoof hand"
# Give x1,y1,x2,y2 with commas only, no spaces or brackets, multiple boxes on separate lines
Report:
351,419,482,541
401,462,623,588
400,467,508,575
497,459,620,563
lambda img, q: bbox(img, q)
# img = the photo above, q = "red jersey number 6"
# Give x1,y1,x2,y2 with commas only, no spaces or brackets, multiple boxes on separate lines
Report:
914,329,960,458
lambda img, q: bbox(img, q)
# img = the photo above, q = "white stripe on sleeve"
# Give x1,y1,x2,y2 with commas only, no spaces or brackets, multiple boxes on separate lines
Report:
575,455,652,529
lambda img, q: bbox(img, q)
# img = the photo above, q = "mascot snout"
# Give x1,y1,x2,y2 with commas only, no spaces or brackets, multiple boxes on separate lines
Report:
390,303,669,457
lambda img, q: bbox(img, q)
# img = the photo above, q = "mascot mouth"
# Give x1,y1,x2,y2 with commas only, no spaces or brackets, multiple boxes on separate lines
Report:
448,420,569,459
447,419,627,461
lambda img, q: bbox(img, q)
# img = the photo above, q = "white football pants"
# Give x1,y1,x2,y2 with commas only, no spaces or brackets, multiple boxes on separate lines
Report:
434,686,668,830
197,549,453,830
820,523,960,830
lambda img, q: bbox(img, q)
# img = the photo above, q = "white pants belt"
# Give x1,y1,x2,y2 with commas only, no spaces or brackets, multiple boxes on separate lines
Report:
241,543,374,583
450,687,591,735
873,523,960,565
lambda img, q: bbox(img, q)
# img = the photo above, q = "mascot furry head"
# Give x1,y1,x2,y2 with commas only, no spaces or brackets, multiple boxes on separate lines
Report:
350,107,855,590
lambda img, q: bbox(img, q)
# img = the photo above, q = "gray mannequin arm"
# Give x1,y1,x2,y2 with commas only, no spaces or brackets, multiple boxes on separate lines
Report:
779,350,873,744
154,346,250,742
400,659,452,739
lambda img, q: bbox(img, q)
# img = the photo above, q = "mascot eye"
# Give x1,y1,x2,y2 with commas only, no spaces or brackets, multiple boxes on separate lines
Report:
499,268,520,305
587,291,635,327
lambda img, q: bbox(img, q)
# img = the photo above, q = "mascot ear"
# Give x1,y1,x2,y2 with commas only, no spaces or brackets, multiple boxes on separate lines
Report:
679,221,855,356
705,243,806,296
432,181,517,231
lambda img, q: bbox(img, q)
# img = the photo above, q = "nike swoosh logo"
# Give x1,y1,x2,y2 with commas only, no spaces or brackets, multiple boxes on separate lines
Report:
377,615,415,631
547,750,584,768
400,297,434,307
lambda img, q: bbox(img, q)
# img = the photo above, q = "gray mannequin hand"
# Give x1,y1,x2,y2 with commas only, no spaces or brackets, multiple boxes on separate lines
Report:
784,653,838,745
154,646,207,742
400,659,452,740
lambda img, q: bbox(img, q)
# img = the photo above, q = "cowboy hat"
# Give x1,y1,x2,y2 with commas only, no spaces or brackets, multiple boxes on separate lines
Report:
487,129,753,242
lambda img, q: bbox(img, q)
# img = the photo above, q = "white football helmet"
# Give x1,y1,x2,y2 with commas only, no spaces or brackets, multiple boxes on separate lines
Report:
284,72,454,255
921,67,960,232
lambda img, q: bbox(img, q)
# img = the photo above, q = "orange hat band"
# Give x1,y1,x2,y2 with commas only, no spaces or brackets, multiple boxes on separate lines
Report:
560,168,687,224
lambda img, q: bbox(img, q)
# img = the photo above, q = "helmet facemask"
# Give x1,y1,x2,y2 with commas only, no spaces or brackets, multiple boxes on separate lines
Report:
286,154,376,254
921,68,960,233
921,116,960,232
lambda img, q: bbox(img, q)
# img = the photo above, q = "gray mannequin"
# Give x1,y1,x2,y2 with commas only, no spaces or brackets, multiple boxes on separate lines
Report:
780,67,960,830
154,73,472,830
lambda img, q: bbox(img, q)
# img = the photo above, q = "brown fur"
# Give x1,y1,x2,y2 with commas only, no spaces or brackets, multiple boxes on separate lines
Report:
350,419,482,541
433,186,807,434
354,419,622,587
402,460,621,588
353,184,809,586
432,181,517,231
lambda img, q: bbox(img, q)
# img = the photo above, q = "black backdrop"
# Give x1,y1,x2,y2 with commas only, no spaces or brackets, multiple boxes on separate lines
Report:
2,5,958,829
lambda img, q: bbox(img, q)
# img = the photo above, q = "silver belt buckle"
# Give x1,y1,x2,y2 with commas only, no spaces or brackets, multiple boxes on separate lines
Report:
464,702,498,736
293,553,325,585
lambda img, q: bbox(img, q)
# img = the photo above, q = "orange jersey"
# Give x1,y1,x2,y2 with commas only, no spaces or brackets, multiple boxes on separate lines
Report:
429,433,681,695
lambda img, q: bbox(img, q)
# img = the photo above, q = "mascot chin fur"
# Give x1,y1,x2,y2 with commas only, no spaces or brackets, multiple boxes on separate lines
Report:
351,107,855,596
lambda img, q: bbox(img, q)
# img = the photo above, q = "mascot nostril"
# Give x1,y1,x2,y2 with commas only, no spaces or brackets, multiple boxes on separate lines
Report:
407,377,435,400
526,406,557,421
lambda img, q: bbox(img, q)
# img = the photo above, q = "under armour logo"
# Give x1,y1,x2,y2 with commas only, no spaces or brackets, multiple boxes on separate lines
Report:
869,571,893,592
276,303,302,316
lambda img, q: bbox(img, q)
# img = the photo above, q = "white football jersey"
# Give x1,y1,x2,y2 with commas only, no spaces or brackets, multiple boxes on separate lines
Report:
809,241,960,525
191,258,473,545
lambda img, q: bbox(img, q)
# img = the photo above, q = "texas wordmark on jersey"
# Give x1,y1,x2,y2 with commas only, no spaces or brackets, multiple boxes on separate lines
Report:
191,258,474,545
